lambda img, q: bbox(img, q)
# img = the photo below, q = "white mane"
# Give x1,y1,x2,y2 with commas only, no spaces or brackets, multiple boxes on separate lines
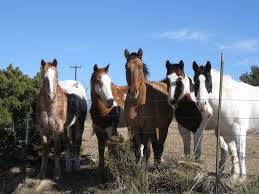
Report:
59,80,87,100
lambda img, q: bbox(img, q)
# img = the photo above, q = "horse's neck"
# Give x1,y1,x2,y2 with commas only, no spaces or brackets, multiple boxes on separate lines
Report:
40,84,64,110
91,92,111,116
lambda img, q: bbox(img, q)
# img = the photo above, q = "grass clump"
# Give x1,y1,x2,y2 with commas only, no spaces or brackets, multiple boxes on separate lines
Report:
106,135,149,193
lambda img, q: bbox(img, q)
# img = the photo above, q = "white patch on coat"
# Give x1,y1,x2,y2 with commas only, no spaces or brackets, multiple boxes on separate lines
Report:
167,73,178,101
59,80,87,100
94,74,114,103
45,68,56,95
67,116,77,128
140,144,144,158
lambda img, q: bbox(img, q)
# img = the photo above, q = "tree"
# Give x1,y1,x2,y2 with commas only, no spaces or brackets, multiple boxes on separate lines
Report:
239,65,259,86
0,64,41,159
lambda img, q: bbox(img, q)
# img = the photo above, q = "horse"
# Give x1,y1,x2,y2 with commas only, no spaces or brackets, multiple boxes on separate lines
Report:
37,59,87,180
124,48,175,165
90,64,128,167
165,60,205,160
193,61,259,180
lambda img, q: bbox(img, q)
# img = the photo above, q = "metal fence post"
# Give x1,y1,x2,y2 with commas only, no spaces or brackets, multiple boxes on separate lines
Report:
216,53,224,194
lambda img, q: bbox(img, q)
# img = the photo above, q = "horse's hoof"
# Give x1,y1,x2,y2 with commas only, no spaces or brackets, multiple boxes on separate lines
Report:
53,175,61,182
38,173,46,180
231,174,240,182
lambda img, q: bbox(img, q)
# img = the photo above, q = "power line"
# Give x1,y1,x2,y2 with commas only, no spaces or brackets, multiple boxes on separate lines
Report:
70,65,82,80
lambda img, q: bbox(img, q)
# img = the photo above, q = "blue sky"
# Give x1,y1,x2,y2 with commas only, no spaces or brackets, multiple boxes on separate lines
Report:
1,1,259,96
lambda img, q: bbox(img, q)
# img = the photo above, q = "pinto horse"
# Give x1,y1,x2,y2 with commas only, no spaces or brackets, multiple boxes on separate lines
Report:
193,61,259,180
124,48,174,164
165,60,204,160
37,59,87,180
90,64,127,167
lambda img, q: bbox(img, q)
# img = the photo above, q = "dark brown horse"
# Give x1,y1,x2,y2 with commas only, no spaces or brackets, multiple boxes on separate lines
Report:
90,64,127,167
124,48,174,164
37,59,87,180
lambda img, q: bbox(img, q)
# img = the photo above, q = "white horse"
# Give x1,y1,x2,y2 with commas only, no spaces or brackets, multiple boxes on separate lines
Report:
193,61,259,180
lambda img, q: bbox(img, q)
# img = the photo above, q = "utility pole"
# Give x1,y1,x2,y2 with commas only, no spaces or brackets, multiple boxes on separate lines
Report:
70,65,82,80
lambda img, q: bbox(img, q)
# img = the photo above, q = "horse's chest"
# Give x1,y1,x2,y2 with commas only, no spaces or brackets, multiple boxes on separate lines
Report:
40,111,64,132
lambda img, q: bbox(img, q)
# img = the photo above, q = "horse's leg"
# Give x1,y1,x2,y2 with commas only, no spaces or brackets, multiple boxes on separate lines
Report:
151,132,159,163
193,126,203,161
178,124,192,160
193,112,210,160
219,135,228,174
96,131,106,168
154,127,168,164
71,122,84,171
144,137,152,167
53,132,62,181
63,129,72,173
227,139,240,181
39,133,49,179
235,127,247,181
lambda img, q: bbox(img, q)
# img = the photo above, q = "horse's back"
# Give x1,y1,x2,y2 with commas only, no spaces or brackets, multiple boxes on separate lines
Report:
59,80,87,101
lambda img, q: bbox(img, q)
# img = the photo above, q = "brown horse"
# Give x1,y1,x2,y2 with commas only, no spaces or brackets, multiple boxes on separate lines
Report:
124,48,174,165
90,64,127,167
37,59,87,180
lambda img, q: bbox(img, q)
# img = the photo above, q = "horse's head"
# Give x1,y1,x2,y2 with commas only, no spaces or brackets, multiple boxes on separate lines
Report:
124,48,149,100
165,60,186,109
193,61,212,112
91,64,114,108
41,59,58,103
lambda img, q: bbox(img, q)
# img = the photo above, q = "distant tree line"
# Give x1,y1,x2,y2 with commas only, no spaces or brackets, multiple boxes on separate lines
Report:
240,65,259,86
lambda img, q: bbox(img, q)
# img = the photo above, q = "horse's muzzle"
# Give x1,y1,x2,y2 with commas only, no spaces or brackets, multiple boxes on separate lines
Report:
107,99,114,108
48,93,55,103
128,90,139,99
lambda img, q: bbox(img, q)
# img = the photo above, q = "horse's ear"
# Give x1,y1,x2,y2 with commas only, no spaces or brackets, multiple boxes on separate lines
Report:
193,61,198,72
53,59,58,67
179,60,184,70
166,60,171,69
205,61,211,72
41,59,46,67
137,48,143,59
93,64,98,72
104,64,110,72
124,49,130,59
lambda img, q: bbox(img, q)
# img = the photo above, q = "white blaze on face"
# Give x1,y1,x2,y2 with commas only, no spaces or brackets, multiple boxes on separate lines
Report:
167,73,179,101
44,68,56,99
94,74,114,104
197,75,210,111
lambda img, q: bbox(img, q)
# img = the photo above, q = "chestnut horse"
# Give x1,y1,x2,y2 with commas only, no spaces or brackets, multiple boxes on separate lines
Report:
37,59,87,180
90,64,127,167
124,48,174,165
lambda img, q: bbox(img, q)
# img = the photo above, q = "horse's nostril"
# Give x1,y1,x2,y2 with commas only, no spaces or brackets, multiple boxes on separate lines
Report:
205,101,207,105
107,99,114,107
